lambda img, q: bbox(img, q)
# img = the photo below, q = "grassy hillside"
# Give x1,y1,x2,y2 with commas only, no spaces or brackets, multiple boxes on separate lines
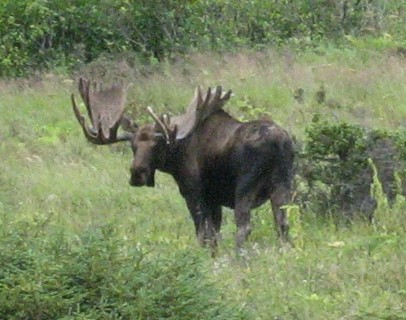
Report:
1,44,406,319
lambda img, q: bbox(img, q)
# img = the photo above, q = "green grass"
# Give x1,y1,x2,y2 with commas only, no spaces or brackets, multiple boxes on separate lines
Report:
1,43,406,319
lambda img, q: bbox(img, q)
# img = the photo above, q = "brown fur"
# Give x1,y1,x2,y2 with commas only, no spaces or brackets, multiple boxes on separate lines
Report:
130,109,294,251
72,80,294,253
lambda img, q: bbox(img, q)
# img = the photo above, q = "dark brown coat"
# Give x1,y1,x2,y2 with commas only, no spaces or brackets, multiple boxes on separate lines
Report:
72,79,294,250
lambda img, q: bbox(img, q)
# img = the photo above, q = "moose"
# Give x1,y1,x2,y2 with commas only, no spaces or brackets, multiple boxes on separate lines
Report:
71,78,294,251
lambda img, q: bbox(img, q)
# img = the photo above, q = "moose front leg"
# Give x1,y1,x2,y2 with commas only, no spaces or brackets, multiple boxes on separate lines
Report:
185,197,205,243
205,205,223,252
184,197,219,249
211,205,222,238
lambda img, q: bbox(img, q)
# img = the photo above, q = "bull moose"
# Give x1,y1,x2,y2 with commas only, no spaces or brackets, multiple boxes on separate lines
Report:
71,78,294,251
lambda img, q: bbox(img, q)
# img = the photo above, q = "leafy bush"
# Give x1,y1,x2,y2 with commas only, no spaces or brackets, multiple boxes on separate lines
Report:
296,114,406,219
1,0,406,77
0,222,248,319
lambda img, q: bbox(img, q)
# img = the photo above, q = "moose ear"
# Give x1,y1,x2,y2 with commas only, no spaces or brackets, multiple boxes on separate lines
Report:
120,116,138,133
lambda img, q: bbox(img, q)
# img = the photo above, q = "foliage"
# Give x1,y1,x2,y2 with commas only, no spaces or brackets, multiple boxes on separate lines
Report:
1,47,406,319
1,0,406,76
0,222,247,319
297,114,406,218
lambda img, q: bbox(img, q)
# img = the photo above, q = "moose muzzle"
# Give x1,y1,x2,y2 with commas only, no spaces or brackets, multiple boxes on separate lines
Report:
129,167,155,187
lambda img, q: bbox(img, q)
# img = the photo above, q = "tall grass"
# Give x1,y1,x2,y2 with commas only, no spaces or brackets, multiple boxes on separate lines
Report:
1,44,406,319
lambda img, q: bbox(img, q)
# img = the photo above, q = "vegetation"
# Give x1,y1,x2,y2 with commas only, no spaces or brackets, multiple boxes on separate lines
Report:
1,44,406,318
0,224,246,319
297,115,406,218
1,1,406,318
1,0,406,76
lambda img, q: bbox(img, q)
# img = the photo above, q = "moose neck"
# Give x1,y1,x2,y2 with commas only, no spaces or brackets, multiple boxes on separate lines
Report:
155,140,185,176
157,111,239,176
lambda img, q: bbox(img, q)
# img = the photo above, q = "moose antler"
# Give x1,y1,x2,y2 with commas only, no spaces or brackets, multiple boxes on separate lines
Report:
71,78,136,144
174,86,232,139
148,86,232,141
146,106,171,143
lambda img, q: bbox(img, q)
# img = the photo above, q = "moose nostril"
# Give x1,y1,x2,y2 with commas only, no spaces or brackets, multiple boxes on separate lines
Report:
130,167,150,186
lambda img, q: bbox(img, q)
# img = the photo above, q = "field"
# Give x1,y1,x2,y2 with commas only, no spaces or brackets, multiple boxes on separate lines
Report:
1,43,406,319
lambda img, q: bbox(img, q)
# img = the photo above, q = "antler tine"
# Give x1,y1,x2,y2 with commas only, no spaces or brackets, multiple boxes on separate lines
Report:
78,78,93,121
221,88,232,101
195,86,219,111
162,113,171,127
191,86,203,111
147,106,171,143
200,87,212,110
214,85,222,101
200,85,232,112
71,93,98,141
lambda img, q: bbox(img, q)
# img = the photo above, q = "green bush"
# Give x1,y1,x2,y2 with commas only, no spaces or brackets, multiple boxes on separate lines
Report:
1,0,405,77
0,222,248,319
297,114,406,218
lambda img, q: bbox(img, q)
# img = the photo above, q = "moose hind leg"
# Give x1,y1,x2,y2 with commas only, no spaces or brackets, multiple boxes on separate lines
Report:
270,184,290,242
234,197,253,248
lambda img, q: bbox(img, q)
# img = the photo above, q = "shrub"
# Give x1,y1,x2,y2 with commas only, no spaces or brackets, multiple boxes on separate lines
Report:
296,114,406,219
0,222,248,319
1,0,406,77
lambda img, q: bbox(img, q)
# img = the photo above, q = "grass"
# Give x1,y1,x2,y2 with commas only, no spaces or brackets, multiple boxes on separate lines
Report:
1,42,406,319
